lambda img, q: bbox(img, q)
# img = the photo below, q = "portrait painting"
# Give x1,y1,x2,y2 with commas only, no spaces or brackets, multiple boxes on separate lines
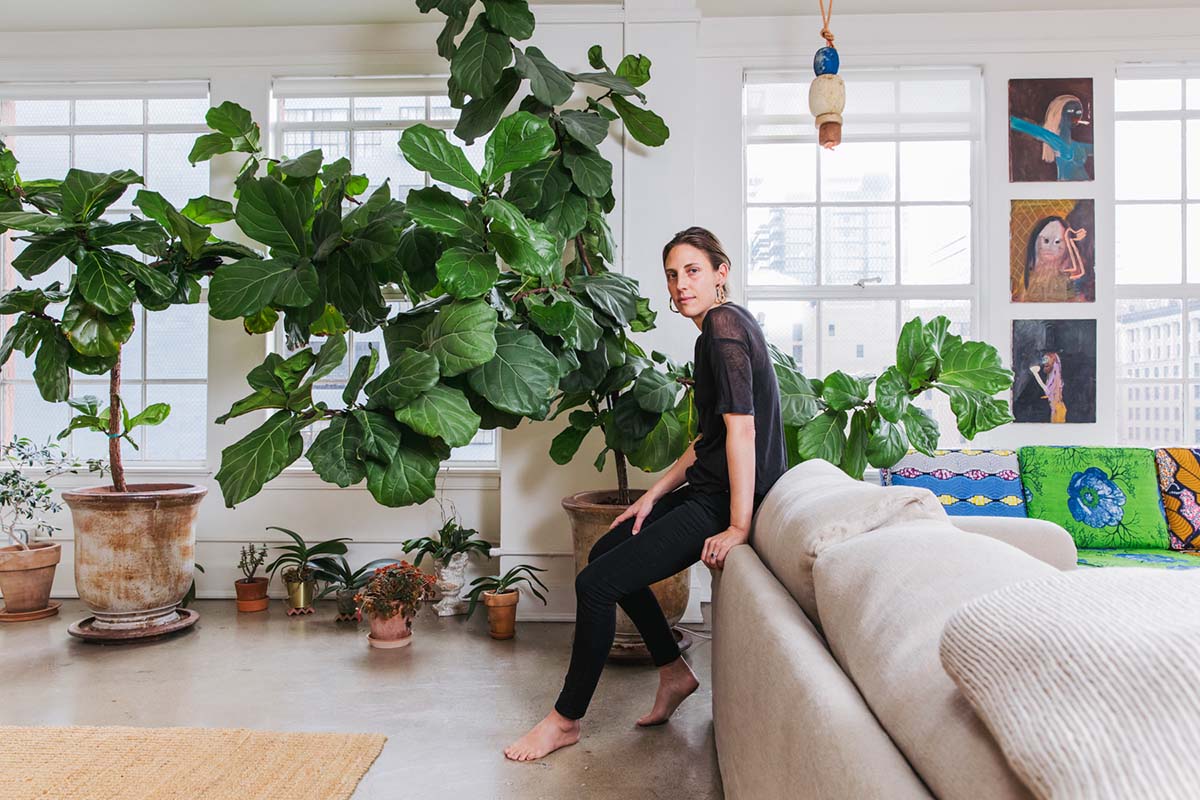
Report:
1010,199,1095,303
1009,78,1095,182
1012,319,1097,424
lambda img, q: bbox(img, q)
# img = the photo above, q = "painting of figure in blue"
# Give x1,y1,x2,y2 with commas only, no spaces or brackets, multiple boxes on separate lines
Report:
1009,78,1094,182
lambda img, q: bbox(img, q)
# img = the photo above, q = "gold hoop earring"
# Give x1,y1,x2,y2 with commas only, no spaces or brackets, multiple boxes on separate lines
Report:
716,284,728,304
669,297,680,314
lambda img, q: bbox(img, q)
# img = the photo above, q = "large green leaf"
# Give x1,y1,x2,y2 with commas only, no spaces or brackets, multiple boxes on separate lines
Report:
512,47,574,106
33,331,71,403
525,298,575,337
188,132,233,164
236,176,309,256
324,250,390,332
307,415,367,487
575,272,639,326
206,101,261,152
797,410,847,464
436,248,499,299
901,404,939,456
604,391,660,455
0,286,67,315
132,190,211,257
451,18,514,99
631,400,694,472
774,363,820,426
562,149,613,198
59,169,143,223
423,300,499,377
822,370,871,412
633,368,678,414
353,409,402,462
529,156,572,217
482,112,555,184
840,409,870,478
216,410,303,507
467,327,559,416
11,231,77,278
343,347,379,405
615,54,652,87
866,419,908,469
483,197,560,279
277,149,323,179
896,317,937,390
504,156,556,212
558,110,609,150
874,366,911,423
540,190,588,240
0,212,68,233
436,13,467,59
383,309,436,361
111,252,174,299
273,259,320,307
214,387,287,424
395,384,481,447
406,186,484,243
88,219,167,251
365,348,440,407
941,386,1014,440
568,70,644,100
937,337,1012,396
74,250,136,315
364,443,439,507
611,95,669,147
481,0,534,39
208,258,291,320
454,69,522,145
61,298,134,358
550,424,589,465
398,125,482,194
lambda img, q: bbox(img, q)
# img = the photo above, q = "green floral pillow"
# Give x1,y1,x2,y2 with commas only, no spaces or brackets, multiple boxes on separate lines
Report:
1018,446,1169,549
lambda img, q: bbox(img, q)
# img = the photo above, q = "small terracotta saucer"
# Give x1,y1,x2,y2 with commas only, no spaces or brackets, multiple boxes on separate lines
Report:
367,632,412,649
0,600,61,623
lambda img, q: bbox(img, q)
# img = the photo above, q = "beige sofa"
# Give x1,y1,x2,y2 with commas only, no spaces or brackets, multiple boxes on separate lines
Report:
710,460,1078,800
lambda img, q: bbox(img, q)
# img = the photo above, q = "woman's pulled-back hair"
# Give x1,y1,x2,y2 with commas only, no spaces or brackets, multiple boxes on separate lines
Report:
662,226,732,271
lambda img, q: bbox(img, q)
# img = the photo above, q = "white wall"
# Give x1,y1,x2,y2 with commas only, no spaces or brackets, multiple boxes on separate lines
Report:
4,4,1200,616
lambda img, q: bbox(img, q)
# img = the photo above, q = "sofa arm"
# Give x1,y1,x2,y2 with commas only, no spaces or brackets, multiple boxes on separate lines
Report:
951,517,1077,571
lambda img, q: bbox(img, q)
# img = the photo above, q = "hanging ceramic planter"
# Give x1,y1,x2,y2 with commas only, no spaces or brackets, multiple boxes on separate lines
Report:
808,0,845,149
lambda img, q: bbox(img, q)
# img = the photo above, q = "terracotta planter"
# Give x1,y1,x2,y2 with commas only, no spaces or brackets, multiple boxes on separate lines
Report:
62,483,205,634
562,490,691,661
234,577,269,613
284,578,316,614
367,609,414,648
0,542,61,615
483,589,519,640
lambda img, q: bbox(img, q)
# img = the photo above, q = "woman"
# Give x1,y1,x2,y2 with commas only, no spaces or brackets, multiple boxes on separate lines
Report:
1009,93,1094,182
1015,215,1089,303
504,227,788,762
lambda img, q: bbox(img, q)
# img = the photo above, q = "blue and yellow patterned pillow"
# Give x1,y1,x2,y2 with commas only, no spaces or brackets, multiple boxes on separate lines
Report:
880,449,1026,517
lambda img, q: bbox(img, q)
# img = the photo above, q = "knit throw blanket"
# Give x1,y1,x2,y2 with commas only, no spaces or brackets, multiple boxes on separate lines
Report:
939,569,1200,800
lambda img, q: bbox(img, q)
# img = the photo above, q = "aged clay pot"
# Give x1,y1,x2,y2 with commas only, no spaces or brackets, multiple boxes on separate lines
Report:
482,589,518,639
367,610,414,648
563,489,690,661
0,542,61,614
234,577,269,613
62,484,205,633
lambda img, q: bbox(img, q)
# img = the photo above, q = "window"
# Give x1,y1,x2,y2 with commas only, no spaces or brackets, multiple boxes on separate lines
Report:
743,67,981,446
0,83,211,463
272,79,496,465
1114,70,1200,446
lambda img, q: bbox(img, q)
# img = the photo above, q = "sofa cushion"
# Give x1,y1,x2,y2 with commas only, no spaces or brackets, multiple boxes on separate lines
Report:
940,569,1200,800
1018,446,1169,550
951,517,1077,571
1076,548,1200,570
1154,448,1200,550
752,458,947,623
814,524,1051,800
882,449,1026,517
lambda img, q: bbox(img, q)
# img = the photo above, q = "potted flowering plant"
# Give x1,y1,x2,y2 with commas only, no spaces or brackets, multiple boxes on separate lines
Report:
0,437,104,622
311,555,400,622
463,564,549,640
356,561,436,649
234,543,268,613
399,498,491,617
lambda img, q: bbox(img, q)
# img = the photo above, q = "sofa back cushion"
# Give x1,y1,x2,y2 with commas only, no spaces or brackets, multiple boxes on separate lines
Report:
814,524,1052,800
1155,448,1200,550
881,449,1026,517
1018,446,1169,550
752,458,947,622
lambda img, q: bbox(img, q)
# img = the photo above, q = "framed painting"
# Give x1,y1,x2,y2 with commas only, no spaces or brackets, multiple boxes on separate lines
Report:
1009,78,1095,182
1010,199,1095,302
1012,319,1097,423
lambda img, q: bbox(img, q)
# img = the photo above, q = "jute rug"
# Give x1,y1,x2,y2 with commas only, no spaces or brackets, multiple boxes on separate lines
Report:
0,725,386,800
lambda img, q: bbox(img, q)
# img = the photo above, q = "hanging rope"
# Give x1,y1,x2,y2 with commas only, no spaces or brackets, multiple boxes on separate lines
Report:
819,0,834,46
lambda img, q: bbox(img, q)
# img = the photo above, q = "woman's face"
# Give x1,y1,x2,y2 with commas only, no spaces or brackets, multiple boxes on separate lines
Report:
664,243,728,319
1035,220,1068,268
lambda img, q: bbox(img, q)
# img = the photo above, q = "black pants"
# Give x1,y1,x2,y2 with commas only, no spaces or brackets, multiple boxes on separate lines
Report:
554,484,731,721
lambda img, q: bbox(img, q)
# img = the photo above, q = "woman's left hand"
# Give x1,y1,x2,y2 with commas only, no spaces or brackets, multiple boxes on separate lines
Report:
701,526,750,570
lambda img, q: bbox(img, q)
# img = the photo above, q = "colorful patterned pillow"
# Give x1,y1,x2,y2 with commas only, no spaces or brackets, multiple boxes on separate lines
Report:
1018,446,1169,550
880,449,1026,517
1077,548,1200,570
1154,448,1200,551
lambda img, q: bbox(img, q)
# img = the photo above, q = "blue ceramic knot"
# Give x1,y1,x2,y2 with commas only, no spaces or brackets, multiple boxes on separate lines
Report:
813,46,839,76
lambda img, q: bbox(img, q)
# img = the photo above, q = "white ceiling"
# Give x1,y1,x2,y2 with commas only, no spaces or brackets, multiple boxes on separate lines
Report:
0,0,1192,30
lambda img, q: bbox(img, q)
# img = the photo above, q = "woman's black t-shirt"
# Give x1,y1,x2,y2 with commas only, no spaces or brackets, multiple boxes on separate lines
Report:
683,302,787,504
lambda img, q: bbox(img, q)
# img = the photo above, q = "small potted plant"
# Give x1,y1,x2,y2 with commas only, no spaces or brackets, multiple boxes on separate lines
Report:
0,438,104,622
263,526,350,616
400,499,491,617
311,555,400,622
356,562,436,649
464,565,550,640
234,543,268,613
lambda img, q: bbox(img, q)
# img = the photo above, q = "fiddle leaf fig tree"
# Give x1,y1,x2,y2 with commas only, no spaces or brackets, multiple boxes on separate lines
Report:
777,315,1014,478
196,0,683,510
0,140,253,491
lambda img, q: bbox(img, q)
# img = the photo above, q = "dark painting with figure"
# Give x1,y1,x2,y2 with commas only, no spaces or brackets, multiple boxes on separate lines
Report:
1012,319,1096,424
1010,199,1095,302
1009,78,1094,182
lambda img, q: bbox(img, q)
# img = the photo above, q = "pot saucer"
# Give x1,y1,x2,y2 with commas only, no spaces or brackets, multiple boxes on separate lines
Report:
0,600,61,623
68,607,199,643
367,632,412,649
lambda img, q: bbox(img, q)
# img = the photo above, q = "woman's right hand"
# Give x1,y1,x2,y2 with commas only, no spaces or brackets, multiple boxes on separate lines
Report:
609,490,659,535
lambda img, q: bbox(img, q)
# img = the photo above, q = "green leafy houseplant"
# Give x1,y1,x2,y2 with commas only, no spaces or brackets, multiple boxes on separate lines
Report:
400,502,491,568
0,140,254,491
780,315,1014,477
191,0,683,511
263,526,351,584
311,555,400,599
238,543,268,582
0,437,105,548
356,561,436,620
463,564,548,620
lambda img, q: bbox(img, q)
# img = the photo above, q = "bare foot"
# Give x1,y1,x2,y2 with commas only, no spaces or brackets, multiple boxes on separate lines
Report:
504,710,581,762
637,657,700,727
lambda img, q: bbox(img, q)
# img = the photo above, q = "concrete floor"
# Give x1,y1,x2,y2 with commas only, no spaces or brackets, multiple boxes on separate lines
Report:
0,600,724,800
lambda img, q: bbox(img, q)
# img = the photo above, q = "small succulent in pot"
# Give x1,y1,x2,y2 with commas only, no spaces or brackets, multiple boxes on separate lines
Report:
264,526,350,615
356,561,436,648
233,542,269,613
311,555,400,622
464,565,549,640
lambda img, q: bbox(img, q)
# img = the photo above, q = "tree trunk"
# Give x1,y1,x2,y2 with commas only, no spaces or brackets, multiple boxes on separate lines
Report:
614,449,630,507
109,350,127,493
